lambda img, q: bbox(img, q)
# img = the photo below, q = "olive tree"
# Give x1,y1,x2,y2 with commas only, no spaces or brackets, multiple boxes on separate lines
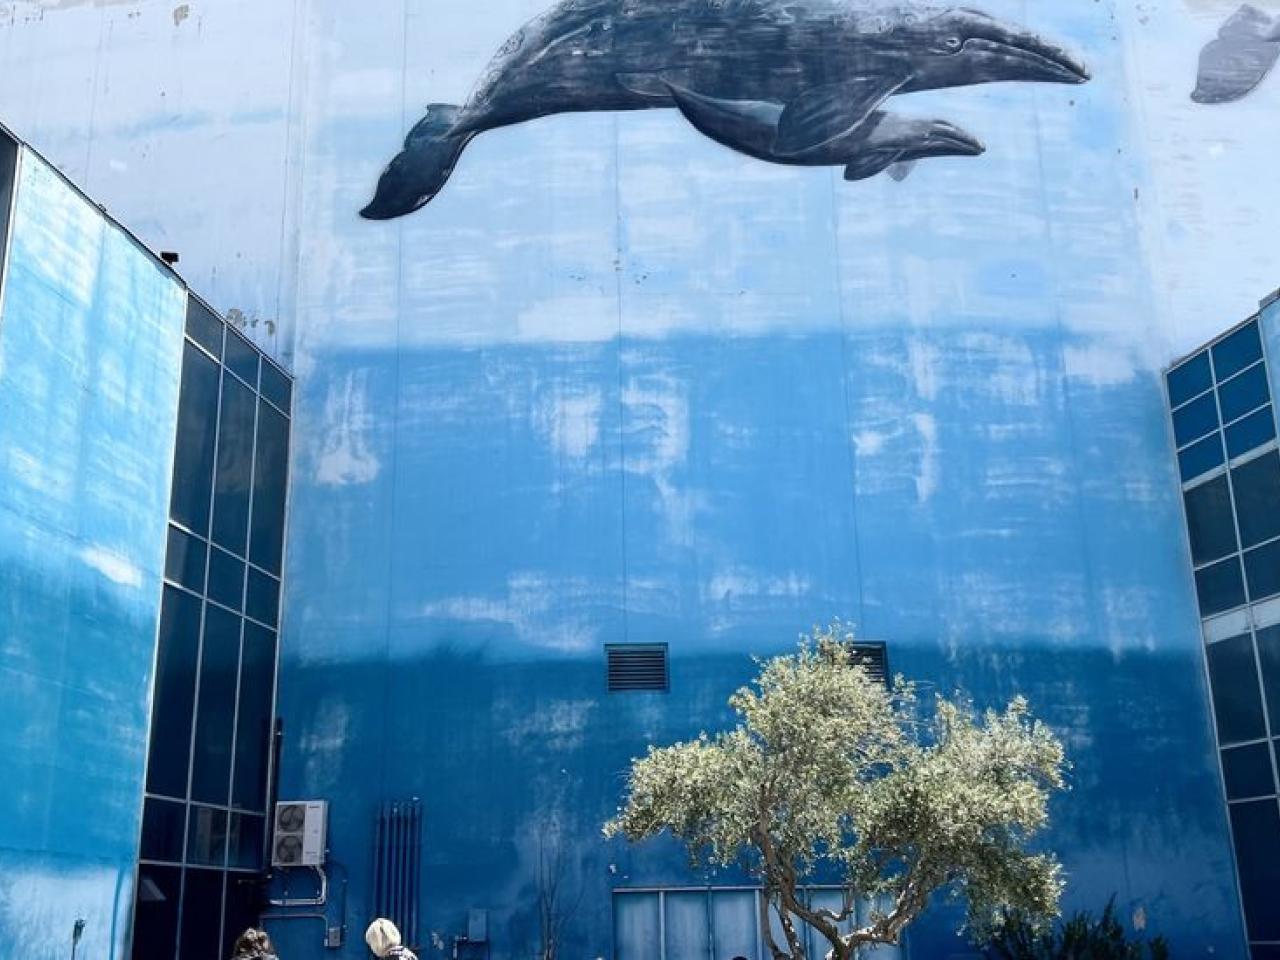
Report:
603,625,1067,960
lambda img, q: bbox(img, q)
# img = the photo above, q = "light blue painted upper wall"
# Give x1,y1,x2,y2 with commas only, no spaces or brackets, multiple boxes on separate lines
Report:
0,148,186,960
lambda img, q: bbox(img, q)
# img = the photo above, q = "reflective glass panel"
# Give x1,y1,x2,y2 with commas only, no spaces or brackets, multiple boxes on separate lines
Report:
224,328,260,388
1229,799,1280,941
1245,540,1280,602
140,797,187,862
186,805,228,866
1173,393,1219,448
1208,633,1267,744
1168,351,1212,407
132,865,181,959
260,361,291,412
245,568,279,628
165,525,207,592
232,623,277,811
1226,408,1276,459
1222,743,1276,800
1213,322,1264,381
185,299,224,358
207,547,245,612
1220,362,1270,423
179,868,224,960
1184,475,1238,566
1179,434,1225,483
249,401,289,575
228,812,265,870
1196,557,1247,617
170,344,220,532
211,375,256,556
1233,451,1280,548
146,587,202,798
1256,625,1280,730
190,606,240,804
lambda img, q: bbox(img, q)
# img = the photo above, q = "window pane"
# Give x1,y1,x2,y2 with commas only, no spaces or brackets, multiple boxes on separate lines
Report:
179,868,225,960
1245,541,1280,603
1228,799,1280,941
187,805,228,866
1168,351,1212,407
211,375,257,556
260,361,291,412
1256,626,1280,730
1184,475,1238,566
170,344,220,532
1226,408,1276,459
224,872,262,954
1213,322,1264,381
232,624,277,811
249,401,289,575
1208,633,1267,744
140,797,187,862
1222,743,1276,800
1220,363,1270,423
245,568,279,628
224,328,260,389
228,812,265,870
1196,557,1246,617
1179,434,1225,483
146,587,202,798
1233,451,1280,548
207,547,245,612
190,606,241,804
1251,945,1280,960
186,299,224,358
165,525,207,592
131,865,181,960
1173,393,1219,448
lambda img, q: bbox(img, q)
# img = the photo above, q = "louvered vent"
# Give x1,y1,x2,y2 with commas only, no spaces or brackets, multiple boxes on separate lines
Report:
606,643,669,692
848,641,889,686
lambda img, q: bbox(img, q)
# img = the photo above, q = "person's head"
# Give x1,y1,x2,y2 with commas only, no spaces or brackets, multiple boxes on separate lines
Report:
232,928,275,958
365,918,402,957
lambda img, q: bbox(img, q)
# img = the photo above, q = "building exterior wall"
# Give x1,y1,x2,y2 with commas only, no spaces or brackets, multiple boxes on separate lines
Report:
4,0,1280,958
0,138,187,960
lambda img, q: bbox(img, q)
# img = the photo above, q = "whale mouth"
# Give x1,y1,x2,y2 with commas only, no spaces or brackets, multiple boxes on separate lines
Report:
927,126,986,156
966,37,1090,85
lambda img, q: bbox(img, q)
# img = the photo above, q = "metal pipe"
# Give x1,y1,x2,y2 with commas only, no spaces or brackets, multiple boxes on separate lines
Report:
267,865,328,908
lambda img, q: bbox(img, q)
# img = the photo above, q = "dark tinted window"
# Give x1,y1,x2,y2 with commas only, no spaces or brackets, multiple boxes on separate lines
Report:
223,874,261,956
1252,945,1280,960
132,866,182,958
211,376,256,556
1220,362,1270,423
140,797,187,862
1184,475,1238,566
1196,557,1247,617
1208,634,1267,744
190,606,240,804
1245,541,1280,602
231,624,277,811
1213,322,1264,381
1227,408,1276,459
186,805,228,866
165,526,207,592
1256,625,1280,728
186,299,224,358
1179,434,1225,483
1233,451,1280,548
245,568,279,628
260,361,291,412
224,329,260,388
1168,351,1212,407
146,588,202,798
1173,393,1219,448
1222,743,1276,800
170,344,220,532
179,868,225,960
249,401,289,575
207,547,245,612
228,812,265,869
1229,799,1280,941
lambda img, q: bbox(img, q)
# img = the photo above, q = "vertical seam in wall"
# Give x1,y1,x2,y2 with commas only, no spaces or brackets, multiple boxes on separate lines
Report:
612,112,629,643
272,0,306,361
826,166,865,629
82,2,109,190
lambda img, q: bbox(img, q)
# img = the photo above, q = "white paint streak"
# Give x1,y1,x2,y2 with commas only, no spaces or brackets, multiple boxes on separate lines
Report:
312,372,381,487
80,545,143,588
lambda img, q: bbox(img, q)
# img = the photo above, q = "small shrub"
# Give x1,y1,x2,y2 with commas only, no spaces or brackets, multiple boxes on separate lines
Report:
983,898,1169,960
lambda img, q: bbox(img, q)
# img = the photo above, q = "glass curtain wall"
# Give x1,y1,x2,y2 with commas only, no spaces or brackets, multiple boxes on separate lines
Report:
1167,318,1280,958
132,297,292,960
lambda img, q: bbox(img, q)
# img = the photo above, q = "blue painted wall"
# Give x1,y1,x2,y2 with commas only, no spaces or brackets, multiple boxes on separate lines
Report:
0,147,186,960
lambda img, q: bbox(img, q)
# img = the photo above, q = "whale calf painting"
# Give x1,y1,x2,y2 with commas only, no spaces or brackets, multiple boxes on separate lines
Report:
1191,3,1280,104
359,0,1089,219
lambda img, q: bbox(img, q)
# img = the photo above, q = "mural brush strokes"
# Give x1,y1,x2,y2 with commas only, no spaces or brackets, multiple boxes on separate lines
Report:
360,0,1088,218
1191,3,1280,103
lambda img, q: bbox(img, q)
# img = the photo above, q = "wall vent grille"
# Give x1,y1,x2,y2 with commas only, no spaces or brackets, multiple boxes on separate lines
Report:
848,642,889,686
606,643,669,692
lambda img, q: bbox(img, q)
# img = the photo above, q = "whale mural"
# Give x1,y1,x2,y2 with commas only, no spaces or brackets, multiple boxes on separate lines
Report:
359,0,1089,219
1192,4,1280,103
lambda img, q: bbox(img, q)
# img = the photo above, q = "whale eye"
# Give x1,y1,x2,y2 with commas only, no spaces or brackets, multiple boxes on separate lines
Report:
942,36,962,51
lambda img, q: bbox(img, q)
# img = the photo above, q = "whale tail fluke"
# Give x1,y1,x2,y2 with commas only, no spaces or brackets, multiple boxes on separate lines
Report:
360,105,472,220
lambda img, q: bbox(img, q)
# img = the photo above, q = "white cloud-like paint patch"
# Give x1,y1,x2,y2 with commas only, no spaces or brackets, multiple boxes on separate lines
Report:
534,383,603,462
910,413,939,503
80,545,143,588
312,372,381,487
1062,343,1139,387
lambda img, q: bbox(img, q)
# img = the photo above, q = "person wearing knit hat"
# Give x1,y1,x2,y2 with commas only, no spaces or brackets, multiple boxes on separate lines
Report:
229,928,279,960
364,918,418,960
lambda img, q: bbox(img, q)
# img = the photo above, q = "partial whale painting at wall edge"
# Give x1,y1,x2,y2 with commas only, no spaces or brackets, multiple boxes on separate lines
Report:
359,0,1089,220
1191,3,1280,103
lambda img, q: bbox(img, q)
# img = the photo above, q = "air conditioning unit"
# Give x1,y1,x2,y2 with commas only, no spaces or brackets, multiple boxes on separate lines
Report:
272,800,328,867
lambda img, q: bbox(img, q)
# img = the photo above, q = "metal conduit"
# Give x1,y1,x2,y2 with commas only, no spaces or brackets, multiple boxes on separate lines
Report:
373,799,422,948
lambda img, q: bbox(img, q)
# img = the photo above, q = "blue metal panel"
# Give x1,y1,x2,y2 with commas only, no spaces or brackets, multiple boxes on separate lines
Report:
0,150,185,959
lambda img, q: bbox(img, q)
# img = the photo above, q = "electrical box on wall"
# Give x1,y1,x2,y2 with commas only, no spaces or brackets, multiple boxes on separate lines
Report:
272,800,328,867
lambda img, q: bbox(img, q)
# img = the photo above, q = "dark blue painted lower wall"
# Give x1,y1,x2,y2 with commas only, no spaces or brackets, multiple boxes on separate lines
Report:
272,331,1245,959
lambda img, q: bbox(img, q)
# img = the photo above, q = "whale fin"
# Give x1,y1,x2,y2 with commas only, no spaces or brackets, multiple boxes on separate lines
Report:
1220,4,1275,39
774,74,909,158
665,83,784,155
843,149,905,182
886,160,917,182
617,69,693,98
361,105,472,219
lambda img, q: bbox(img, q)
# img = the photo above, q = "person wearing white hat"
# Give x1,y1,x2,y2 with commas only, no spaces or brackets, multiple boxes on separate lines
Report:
364,918,418,960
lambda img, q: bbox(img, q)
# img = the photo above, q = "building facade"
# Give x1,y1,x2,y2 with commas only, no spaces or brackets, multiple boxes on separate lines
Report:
2,0,1280,958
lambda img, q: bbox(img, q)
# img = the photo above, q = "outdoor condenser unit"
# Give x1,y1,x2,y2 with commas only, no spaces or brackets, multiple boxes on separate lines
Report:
272,800,328,867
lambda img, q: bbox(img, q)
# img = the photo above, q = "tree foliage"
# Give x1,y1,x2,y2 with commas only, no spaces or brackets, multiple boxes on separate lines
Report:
603,624,1068,960
984,899,1169,960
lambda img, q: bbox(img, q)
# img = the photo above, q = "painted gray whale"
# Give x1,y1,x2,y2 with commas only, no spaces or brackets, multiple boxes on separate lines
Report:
360,0,1088,219
1191,4,1280,104
664,82,985,181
